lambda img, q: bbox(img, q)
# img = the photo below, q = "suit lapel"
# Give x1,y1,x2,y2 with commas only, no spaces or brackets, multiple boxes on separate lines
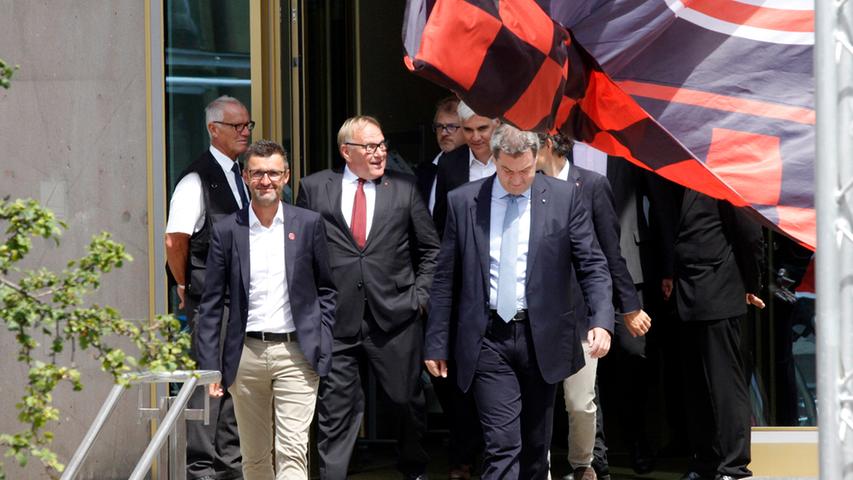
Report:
324,172,354,241
235,209,250,298
282,202,296,287
473,177,493,295
526,175,548,281
366,176,390,250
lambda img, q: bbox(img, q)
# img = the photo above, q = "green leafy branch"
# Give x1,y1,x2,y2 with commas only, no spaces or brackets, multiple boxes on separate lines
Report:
0,58,16,90
0,198,193,479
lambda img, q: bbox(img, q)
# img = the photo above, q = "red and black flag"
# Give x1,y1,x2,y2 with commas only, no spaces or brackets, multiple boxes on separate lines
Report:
402,0,815,249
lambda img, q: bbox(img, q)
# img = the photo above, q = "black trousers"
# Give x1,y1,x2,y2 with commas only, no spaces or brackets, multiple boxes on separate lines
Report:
430,358,483,468
593,302,649,470
316,309,429,479
472,317,556,480
680,316,752,478
186,299,242,480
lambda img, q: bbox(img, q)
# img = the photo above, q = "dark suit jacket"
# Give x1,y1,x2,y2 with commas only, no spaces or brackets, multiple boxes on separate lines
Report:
432,145,471,238
663,188,763,321
195,203,337,388
414,159,437,207
569,165,640,321
296,168,440,337
426,174,614,392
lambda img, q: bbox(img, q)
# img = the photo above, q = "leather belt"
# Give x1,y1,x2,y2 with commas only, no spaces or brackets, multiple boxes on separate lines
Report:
488,309,528,322
246,331,298,342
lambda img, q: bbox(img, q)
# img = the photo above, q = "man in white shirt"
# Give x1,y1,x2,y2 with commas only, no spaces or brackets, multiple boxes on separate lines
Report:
165,95,252,480
432,101,499,238
197,140,336,480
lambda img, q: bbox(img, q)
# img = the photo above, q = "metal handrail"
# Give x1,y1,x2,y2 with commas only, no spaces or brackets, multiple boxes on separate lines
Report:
60,370,221,480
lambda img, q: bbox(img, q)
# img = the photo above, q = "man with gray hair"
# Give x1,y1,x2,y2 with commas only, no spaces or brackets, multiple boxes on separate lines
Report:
425,124,613,479
166,95,253,480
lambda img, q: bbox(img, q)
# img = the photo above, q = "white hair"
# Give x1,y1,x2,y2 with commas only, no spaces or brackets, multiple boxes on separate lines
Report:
204,95,247,138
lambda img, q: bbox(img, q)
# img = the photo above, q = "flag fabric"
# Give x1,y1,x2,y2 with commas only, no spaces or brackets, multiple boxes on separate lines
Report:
402,0,815,249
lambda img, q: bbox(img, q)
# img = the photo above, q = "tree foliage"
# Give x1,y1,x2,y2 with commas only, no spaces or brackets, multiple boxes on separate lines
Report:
0,58,16,89
0,197,194,479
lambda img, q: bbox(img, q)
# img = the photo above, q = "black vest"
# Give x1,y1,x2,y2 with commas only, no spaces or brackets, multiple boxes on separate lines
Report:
176,150,242,299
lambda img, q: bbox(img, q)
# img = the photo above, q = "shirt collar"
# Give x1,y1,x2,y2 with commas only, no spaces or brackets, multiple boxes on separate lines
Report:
469,150,493,169
248,202,284,229
492,176,531,200
343,165,364,184
210,145,237,172
557,159,571,181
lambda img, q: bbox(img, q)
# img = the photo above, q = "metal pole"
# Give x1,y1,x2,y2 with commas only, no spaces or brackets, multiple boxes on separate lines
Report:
59,385,126,480
127,376,199,480
816,1,842,478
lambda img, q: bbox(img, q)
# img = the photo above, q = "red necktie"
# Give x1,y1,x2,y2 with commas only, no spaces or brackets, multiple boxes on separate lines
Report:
351,179,367,249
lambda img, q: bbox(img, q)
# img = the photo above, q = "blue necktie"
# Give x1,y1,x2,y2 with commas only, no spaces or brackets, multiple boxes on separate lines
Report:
497,194,519,322
231,162,249,209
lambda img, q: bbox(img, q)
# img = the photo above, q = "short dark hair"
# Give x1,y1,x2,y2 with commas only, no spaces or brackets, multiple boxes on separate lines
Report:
245,140,288,164
537,132,574,159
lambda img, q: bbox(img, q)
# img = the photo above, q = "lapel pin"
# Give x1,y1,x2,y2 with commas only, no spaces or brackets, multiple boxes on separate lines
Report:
541,198,546,203
288,232,296,240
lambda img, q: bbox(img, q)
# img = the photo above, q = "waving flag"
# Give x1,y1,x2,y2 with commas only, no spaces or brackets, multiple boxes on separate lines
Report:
402,0,815,249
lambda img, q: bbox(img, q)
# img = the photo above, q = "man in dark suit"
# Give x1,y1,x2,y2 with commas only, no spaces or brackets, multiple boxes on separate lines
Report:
572,143,663,477
425,125,613,480
537,135,651,480
196,140,336,479
415,95,465,212
296,116,440,480
430,101,499,238
166,95,252,480
660,187,764,480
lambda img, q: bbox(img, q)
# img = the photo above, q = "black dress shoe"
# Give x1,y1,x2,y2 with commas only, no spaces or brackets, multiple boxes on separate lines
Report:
680,472,704,480
403,474,428,480
714,476,737,480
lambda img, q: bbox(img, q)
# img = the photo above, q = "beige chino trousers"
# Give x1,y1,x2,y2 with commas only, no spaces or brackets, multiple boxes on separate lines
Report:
229,336,319,480
562,339,599,470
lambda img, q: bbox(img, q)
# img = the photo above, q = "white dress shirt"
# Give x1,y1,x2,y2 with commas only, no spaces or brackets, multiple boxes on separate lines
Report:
428,152,441,214
165,145,250,235
488,178,531,311
469,150,496,182
341,165,376,240
246,203,295,333
556,160,571,182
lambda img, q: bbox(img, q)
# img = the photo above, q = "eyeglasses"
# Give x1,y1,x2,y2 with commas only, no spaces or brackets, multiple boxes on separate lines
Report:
432,122,460,134
344,140,389,155
214,120,256,133
247,169,286,181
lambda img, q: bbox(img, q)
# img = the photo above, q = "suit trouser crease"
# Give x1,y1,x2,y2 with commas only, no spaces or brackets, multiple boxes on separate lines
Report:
317,313,429,479
563,339,598,469
230,337,319,480
472,319,555,480
680,316,752,478
187,300,242,479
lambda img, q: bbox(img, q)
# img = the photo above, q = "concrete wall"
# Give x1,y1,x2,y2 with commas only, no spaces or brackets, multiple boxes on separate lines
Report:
0,1,153,478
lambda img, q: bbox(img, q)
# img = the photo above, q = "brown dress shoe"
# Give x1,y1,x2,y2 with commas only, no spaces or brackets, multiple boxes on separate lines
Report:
573,466,597,480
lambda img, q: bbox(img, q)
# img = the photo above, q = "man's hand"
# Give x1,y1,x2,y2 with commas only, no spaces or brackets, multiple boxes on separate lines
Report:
746,293,766,309
661,277,673,301
176,284,186,309
624,309,652,337
424,359,447,378
208,383,224,398
587,327,611,359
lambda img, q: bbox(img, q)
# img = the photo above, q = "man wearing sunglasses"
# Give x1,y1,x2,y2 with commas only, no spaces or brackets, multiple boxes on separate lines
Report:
166,95,253,480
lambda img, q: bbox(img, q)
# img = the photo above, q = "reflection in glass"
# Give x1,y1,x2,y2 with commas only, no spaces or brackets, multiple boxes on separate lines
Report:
165,0,251,193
